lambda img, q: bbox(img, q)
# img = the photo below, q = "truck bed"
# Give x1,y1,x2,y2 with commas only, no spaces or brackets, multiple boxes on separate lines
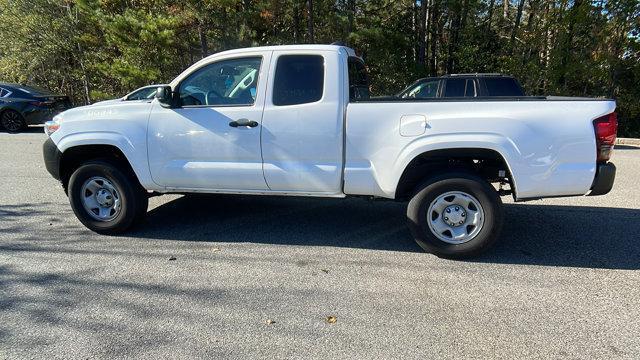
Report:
343,98,616,200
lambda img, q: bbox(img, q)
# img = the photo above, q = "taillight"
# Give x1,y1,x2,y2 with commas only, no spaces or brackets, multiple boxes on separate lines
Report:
593,112,617,162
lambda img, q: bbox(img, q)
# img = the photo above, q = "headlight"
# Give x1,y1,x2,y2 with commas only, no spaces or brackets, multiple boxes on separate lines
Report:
44,117,61,136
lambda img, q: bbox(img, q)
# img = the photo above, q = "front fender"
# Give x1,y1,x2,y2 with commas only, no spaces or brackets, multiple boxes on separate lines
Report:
52,131,160,191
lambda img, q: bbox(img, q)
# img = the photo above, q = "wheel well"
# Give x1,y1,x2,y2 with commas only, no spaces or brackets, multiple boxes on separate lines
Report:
395,148,514,200
59,145,138,191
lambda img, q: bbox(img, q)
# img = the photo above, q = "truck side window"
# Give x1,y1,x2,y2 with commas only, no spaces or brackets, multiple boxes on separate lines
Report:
348,57,370,101
273,55,324,106
178,57,262,107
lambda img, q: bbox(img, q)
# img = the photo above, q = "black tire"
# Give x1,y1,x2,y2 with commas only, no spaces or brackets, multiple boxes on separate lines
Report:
0,110,26,133
407,172,503,259
68,160,148,234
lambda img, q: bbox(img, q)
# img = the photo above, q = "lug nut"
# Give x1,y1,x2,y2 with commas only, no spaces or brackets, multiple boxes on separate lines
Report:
455,206,460,211
446,209,451,213
444,217,449,221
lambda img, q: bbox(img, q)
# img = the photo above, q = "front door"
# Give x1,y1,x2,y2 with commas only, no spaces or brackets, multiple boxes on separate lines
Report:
148,54,270,190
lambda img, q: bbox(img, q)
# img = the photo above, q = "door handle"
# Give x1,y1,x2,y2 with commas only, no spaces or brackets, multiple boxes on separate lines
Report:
229,118,258,128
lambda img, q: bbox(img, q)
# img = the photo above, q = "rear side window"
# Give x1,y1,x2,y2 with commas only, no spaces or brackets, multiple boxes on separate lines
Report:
483,78,524,96
273,55,324,106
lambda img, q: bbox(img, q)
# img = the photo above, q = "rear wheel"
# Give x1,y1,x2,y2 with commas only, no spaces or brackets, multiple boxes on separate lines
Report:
407,172,503,259
0,110,26,133
68,161,148,234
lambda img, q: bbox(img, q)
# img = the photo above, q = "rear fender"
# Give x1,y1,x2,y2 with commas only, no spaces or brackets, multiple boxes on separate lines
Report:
389,133,521,198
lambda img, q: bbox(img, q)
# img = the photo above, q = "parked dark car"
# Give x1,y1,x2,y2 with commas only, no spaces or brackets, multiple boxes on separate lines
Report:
397,74,525,99
0,83,71,133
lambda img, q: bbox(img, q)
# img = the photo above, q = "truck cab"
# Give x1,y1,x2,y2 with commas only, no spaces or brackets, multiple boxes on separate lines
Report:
147,45,354,195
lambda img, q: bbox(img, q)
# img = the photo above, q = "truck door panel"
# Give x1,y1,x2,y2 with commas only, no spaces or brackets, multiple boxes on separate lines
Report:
260,51,345,193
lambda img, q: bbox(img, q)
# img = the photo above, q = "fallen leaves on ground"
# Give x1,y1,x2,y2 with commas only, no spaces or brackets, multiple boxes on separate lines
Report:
325,316,337,324
265,319,276,325
169,256,177,261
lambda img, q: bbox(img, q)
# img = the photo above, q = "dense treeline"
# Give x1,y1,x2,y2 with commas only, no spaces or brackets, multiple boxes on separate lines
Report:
0,0,638,136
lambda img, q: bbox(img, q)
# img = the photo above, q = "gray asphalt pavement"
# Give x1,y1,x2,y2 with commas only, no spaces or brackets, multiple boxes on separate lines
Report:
1,129,639,359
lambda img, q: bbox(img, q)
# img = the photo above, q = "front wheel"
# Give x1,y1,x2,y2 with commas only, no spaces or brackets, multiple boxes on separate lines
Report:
68,161,148,234
407,172,504,259
1,110,26,133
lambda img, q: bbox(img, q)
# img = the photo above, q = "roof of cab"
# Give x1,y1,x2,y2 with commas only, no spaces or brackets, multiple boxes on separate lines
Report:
170,44,358,87
201,44,357,63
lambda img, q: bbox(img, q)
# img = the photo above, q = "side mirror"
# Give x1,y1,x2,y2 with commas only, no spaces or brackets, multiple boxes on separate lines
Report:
155,86,176,108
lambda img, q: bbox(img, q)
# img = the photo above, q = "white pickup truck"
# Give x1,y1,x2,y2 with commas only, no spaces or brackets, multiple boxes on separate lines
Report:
43,44,618,258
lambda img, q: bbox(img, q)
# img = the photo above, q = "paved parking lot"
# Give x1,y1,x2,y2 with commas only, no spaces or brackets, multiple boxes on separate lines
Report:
1,129,639,359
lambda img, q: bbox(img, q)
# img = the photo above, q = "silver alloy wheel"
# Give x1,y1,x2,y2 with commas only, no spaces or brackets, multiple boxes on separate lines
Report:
80,176,122,222
426,191,485,244
1,111,23,132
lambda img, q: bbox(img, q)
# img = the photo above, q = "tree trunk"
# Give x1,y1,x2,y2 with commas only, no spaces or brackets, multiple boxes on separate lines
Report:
307,0,314,43
487,0,496,28
509,0,525,51
429,0,439,75
293,0,301,43
446,1,463,73
503,0,509,18
76,43,91,104
417,0,428,65
347,0,356,34
558,0,581,89
199,22,208,58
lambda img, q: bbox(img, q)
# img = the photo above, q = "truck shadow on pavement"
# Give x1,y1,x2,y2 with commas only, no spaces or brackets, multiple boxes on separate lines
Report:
131,195,640,270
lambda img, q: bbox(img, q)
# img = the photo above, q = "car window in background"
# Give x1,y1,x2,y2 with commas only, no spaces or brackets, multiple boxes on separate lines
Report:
404,80,439,99
464,79,476,97
348,57,370,101
483,78,524,96
178,56,262,106
127,87,158,100
0,88,9,97
273,55,324,106
444,78,467,97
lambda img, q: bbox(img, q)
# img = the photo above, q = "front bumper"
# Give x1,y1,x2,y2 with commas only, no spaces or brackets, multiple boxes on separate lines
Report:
588,162,616,196
43,137,62,180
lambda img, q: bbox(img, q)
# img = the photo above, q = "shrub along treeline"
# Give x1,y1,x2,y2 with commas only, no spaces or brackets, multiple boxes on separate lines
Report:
0,0,638,136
